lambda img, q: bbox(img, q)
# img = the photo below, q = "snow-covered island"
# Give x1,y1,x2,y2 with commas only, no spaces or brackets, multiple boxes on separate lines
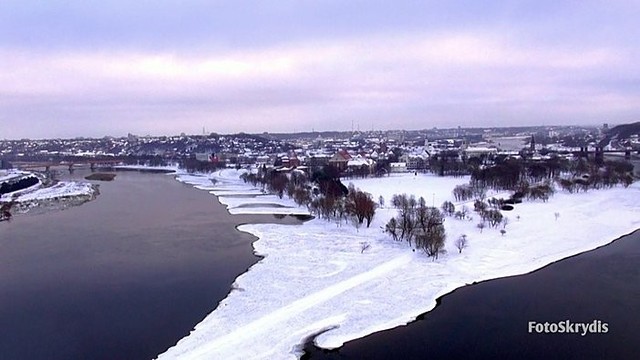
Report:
159,168,639,360
0,170,99,215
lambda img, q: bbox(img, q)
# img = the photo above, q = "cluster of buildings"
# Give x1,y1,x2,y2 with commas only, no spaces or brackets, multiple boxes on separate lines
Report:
1,124,638,175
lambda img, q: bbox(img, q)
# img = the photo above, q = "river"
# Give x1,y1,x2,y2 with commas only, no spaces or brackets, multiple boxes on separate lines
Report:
0,170,300,360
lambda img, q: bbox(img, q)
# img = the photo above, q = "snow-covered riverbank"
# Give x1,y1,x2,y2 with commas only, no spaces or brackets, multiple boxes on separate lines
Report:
1,170,99,214
160,169,640,360
2,180,99,214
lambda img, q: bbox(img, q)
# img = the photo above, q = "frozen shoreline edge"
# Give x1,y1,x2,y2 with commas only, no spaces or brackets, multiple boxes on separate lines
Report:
302,227,640,353
239,223,640,354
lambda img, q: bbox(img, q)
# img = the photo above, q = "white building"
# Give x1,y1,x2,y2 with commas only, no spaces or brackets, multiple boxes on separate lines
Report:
389,162,408,173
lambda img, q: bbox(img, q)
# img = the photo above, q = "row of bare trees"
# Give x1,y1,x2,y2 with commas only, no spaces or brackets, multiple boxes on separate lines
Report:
527,182,555,202
240,165,377,229
308,186,377,229
452,183,487,202
181,158,220,173
307,184,378,229
470,157,634,194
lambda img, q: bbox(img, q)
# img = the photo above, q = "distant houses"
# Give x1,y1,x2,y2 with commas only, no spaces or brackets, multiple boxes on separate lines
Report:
399,152,429,171
168,125,635,179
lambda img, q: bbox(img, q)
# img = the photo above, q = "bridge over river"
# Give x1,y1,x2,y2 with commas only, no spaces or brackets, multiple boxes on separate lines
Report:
13,159,125,172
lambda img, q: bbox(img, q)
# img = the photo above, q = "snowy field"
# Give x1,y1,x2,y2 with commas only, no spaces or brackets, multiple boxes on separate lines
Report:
159,169,640,360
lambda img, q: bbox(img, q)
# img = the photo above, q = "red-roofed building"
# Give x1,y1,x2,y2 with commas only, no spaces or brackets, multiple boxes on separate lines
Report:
287,153,300,168
328,150,352,171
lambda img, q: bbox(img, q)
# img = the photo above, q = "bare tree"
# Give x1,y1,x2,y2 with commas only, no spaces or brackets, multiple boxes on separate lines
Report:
427,226,447,260
460,205,469,219
441,201,455,216
401,214,417,246
393,194,416,242
502,216,510,229
285,181,296,198
455,234,468,253
474,199,488,213
268,172,289,199
385,217,399,241
334,199,346,227
351,210,363,232
414,207,446,260
415,202,429,229
484,209,503,228
317,195,337,220
362,196,377,227
346,187,377,228
292,187,311,207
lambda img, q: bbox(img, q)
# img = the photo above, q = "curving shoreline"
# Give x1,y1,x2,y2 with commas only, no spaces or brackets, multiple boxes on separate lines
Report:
159,169,640,360
301,227,640,358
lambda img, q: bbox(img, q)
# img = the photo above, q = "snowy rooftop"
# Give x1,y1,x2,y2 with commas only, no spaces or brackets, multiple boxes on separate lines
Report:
347,157,374,167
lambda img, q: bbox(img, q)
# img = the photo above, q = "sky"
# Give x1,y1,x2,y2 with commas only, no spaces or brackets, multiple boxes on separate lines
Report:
1,0,639,139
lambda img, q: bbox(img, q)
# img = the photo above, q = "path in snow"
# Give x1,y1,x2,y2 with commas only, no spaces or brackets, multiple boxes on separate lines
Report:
160,254,412,359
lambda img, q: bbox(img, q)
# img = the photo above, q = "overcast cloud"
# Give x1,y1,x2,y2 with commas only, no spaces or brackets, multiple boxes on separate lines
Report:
1,0,639,139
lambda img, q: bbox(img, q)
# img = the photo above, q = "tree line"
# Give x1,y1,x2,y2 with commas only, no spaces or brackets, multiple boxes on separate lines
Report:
0,176,39,195
241,164,378,230
469,157,634,193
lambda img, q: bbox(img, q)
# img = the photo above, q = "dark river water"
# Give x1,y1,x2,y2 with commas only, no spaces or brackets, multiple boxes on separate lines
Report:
2,170,638,360
0,170,300,360
303,230,640,360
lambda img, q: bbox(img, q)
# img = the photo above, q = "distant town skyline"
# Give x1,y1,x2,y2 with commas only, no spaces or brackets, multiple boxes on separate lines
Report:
1,1,639,139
